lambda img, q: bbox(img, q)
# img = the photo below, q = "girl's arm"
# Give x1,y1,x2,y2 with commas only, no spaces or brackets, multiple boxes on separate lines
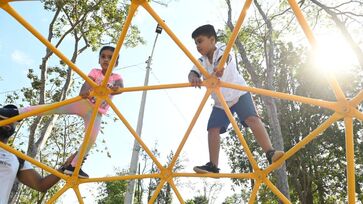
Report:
110,79,124,95
79,76,95,98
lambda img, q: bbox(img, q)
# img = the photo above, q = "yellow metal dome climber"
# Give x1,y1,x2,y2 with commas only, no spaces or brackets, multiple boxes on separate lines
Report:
0,0,360,203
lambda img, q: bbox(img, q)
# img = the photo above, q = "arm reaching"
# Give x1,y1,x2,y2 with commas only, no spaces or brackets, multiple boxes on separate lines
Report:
188,71,202,88
110,79,124,95
17,153,76,192
79,77,95,98
213,67,225,77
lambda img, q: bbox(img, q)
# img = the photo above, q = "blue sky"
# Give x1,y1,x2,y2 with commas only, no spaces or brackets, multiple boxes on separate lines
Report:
0,0,246,202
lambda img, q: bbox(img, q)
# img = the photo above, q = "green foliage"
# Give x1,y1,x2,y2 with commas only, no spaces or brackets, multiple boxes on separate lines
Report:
222,193,249,204
42,0,144,50
97,170,129,204
185,195,208,204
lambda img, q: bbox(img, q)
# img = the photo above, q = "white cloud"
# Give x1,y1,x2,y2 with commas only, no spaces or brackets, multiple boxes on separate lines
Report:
11,50,34,65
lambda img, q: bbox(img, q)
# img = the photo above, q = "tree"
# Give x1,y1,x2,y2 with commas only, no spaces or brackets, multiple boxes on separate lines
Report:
4,0,144,202
276,42,363,203
185,195,208,204
146,149,185,204
309,0,363,69
97,170,129,204
222,35,363,202
222,193,245,204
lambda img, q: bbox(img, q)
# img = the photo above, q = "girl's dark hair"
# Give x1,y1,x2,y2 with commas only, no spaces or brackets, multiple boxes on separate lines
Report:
99,46,116,56
191,24,217,40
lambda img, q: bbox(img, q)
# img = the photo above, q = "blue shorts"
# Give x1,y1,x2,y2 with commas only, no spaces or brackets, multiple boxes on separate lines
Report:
207,92,258,134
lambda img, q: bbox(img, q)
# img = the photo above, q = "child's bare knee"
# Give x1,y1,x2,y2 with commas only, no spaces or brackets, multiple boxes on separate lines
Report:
244,116,261,125
208,128,220,136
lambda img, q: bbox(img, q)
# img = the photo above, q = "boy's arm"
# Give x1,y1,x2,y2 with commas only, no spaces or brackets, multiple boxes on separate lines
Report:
213,54,231,77
188,70,202,88
17,153,75,192
213,67,225,77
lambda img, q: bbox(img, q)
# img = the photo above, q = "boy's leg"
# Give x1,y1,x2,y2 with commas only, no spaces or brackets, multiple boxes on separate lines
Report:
234,93,284,164
193,107,228,174
244,116,273,152
208,127,221,167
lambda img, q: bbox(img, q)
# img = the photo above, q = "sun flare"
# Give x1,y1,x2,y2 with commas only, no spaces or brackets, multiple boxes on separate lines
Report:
313,34,357,74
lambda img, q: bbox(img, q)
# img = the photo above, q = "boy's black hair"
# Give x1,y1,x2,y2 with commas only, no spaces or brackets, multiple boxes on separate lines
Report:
191,24,217,40
99,45,119,64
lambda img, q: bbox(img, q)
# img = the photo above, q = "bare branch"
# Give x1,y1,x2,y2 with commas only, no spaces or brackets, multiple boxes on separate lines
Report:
310,0,363,69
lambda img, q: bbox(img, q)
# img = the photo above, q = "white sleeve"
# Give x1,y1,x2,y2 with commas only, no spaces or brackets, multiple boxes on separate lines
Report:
20,161,33,171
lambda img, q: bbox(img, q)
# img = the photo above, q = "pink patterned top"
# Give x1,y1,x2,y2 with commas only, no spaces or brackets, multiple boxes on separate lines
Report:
88,68,122,114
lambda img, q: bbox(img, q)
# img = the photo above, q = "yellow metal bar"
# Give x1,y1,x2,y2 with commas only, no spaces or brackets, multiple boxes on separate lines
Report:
47,184,70,204
326,74,346,102
0,0,9,7
117,82,193,94
0,96,83,126
168,179,184,204
266,113,342,174
0,142,67,179
351,108,363,121
74,186,84,204
215,89,260,170
350,90,363,107
141,2,210,78
249,179,261,204
106,97,164,170
72,99,102,179
101,1,139,87
148,179,167,204
344,117,356,203
169,89,212,168
80,173,160,183
287,0,316,45
173,172,256,179
264,178,291,203
215,0,253,72
220,81,338,111
287,0,346,101
1,3,96,87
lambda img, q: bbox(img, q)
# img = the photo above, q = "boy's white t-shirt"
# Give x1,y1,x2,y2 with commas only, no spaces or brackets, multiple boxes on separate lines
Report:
191,43,247,108
0,148,33,204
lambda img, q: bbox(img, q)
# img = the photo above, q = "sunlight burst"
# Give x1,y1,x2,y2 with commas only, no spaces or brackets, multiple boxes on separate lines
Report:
314,34,357,74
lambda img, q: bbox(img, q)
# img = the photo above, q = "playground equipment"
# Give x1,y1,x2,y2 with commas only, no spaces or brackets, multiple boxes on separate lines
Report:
0,0,360,203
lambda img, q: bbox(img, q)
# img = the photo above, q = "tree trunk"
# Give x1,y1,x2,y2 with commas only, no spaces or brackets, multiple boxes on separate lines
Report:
262,96,290,200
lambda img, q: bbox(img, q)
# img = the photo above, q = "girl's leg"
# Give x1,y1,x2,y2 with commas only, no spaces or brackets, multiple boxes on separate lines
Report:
19,100,91,117
71,113,102,167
